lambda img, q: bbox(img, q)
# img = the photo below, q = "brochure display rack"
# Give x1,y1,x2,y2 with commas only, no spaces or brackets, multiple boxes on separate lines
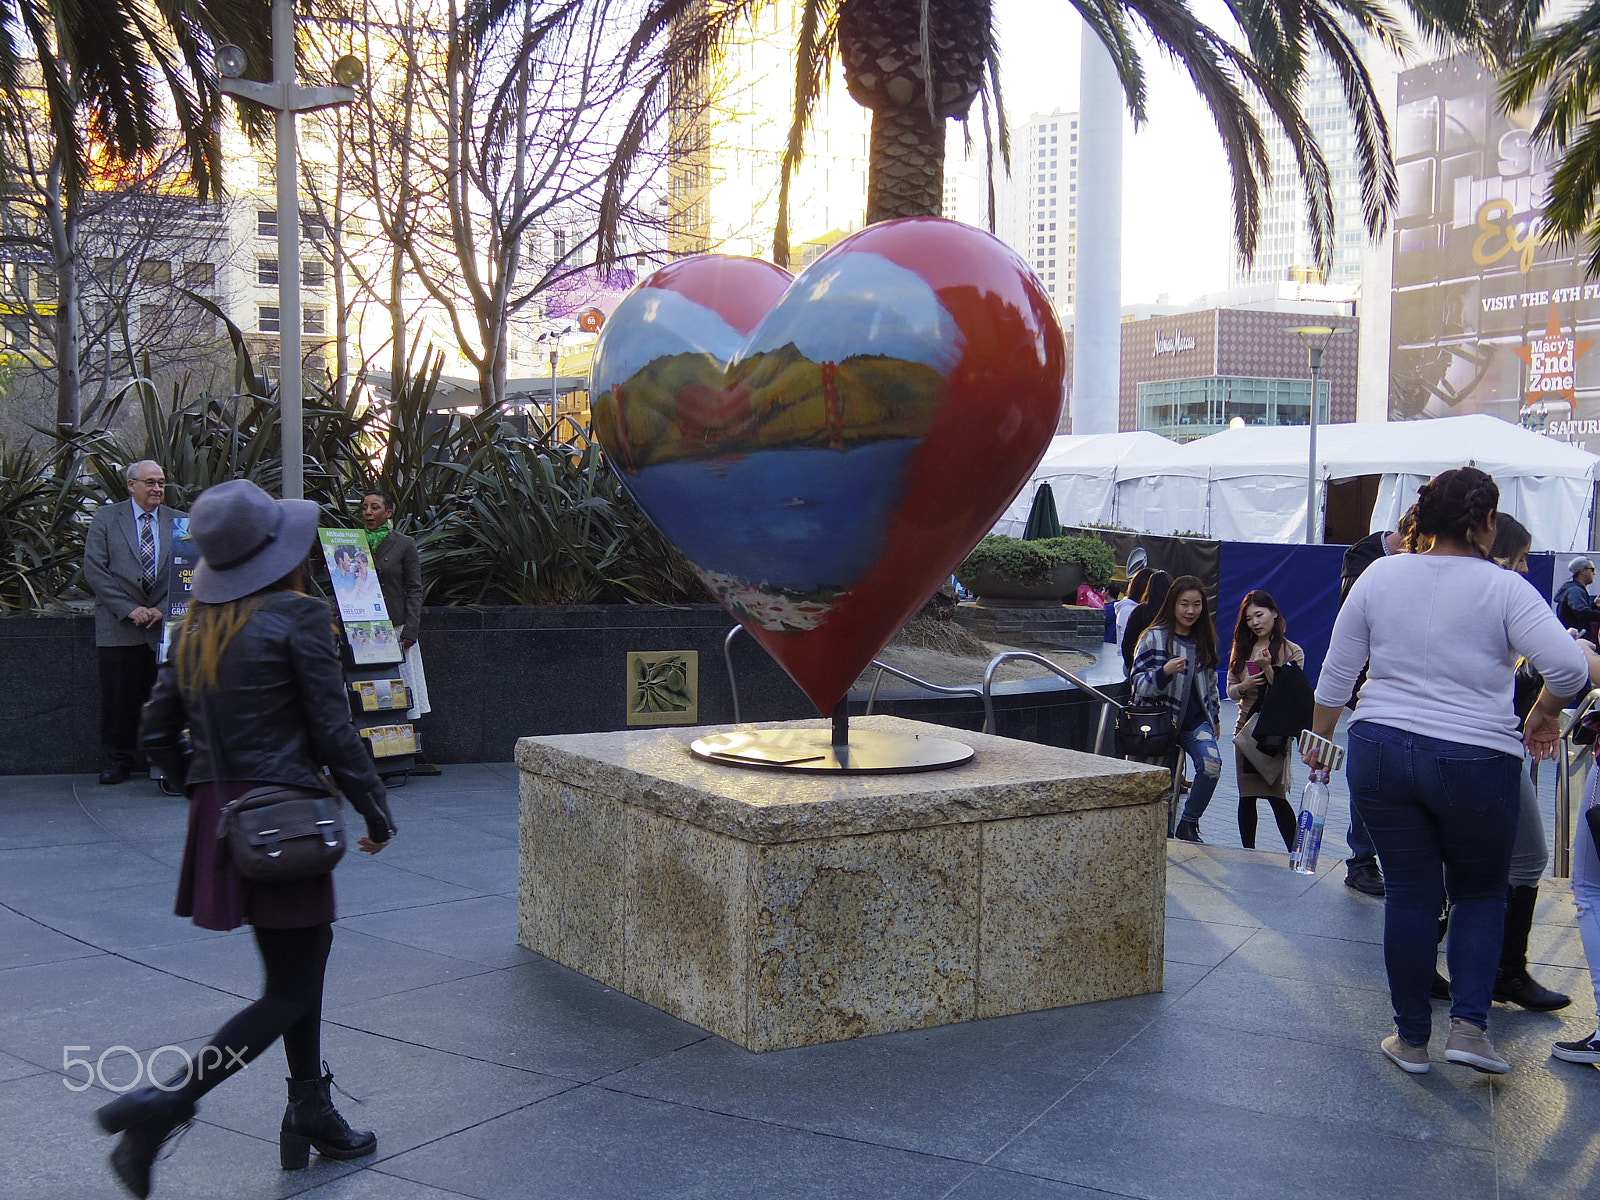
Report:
318,531,418,776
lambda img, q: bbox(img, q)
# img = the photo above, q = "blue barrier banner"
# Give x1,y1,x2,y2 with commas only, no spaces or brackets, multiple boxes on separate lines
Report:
1217,542,1350,691
1527,551,1556,604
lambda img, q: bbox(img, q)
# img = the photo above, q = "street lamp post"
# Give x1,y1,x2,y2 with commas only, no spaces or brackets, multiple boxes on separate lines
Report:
214,4,360,499
1284,325,1350,544
549,349,559,429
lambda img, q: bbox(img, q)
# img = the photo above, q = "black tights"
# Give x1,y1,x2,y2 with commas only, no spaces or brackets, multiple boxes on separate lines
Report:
1239,796,1297,851
177,923,332,1100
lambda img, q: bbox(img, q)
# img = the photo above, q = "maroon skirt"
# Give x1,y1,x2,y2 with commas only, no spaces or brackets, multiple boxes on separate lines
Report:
175,781,337,931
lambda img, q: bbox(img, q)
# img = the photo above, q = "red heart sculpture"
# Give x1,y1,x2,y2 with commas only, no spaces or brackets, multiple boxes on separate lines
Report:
591,217,1066,716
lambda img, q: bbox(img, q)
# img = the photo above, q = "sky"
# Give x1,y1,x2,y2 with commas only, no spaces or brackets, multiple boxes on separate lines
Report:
991,0,1236,306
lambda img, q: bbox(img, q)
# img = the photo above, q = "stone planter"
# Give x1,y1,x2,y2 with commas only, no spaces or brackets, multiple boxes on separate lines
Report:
965,561,1085,606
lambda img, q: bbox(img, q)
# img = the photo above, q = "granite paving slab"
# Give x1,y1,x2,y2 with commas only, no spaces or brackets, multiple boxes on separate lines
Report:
4,765,1598,1200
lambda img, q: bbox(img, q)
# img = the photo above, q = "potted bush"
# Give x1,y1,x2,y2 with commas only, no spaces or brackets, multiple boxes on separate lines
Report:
955,535,1114,605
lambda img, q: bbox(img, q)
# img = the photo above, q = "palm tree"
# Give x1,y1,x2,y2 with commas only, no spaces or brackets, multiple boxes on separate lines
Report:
591,0,1454,273
1498,3,1600,274
0,0,271,431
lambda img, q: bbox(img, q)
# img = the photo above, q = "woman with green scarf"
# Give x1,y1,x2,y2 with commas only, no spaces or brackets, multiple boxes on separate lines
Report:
361,492,433,766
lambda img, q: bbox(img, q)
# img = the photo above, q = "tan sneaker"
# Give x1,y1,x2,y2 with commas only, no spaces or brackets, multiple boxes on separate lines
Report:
1382,1032,1430,1074
1444,1018,1510,1074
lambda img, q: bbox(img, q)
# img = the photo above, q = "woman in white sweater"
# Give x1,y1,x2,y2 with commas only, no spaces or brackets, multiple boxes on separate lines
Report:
1306,467,1592,1076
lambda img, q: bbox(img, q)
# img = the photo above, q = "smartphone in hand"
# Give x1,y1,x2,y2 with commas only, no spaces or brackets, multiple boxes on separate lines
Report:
1246,661,1263,677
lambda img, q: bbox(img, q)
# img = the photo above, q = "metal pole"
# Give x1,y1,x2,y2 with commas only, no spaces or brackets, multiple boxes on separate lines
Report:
1071,32,1122,435
549,348,558,428
274,0,304,500
1305,346,1322,544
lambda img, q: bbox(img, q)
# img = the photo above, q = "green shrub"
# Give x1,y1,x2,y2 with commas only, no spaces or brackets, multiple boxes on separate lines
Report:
0,333,706,612
955,533,1115,591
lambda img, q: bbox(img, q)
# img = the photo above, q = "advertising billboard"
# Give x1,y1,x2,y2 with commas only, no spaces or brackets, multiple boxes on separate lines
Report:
1389,55,1600,444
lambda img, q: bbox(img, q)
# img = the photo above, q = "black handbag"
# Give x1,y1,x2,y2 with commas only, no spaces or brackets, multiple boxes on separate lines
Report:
1116,703,1176,758
199,696,346,883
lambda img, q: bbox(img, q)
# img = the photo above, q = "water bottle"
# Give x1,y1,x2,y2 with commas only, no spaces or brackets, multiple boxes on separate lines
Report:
1290,768,1331,874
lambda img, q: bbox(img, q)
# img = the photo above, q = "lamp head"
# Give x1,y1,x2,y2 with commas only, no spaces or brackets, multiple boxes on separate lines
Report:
332,55,365,86
215,44,248,79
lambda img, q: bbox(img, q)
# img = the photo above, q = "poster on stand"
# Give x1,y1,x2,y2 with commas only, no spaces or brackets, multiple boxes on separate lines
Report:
346,620,404,665
318,529,390,623
159,517,197,662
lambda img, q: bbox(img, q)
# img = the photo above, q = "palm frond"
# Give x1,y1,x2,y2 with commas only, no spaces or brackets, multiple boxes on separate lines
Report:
1301,3,1396,239
776,0,838,265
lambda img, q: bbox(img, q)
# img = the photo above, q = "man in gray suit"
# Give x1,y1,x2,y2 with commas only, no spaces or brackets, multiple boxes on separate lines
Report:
82,460,186,784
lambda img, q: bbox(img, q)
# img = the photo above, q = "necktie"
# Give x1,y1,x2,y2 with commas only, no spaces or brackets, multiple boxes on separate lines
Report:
139,512,156,591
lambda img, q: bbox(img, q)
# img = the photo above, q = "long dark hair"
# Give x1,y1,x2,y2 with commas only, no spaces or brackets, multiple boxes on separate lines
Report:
1126,567,1153,604
1141,570,1172,613
1489,512,1531,569
1229,590,1287,676
1151,574,1218,668
1408,466,1499,555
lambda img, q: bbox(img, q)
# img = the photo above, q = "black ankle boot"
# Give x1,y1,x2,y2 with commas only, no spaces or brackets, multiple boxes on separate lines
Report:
280,1065,377,1169
1173,819,1204,843
1495,884,1570,1011
95,1084,195,1199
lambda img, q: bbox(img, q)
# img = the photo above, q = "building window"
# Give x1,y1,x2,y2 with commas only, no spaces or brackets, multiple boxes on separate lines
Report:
257,160,275,189
182,261,215,289
257,210,278,238
302,260,326,288
1136,376,1331,441
34,269,57,301
303,307,326,334
258,258,279,286
136,260,171,286
258,305,280,333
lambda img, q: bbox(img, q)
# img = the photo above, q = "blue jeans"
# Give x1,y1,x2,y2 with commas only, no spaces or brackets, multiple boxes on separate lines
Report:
1177,723,1222,824
1346,721,1520,1044
1346,803,1377,865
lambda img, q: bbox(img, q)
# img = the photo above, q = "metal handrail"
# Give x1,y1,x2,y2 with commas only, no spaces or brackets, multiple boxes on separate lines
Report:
864,663,985,713
981,651,1122,756
1554,687,1600,878
723,626,745,724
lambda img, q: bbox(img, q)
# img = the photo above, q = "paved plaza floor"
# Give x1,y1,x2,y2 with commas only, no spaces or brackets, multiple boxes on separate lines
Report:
4,754,1600,1200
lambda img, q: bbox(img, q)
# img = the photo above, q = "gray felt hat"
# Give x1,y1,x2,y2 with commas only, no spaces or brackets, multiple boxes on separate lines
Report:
189,479,320,603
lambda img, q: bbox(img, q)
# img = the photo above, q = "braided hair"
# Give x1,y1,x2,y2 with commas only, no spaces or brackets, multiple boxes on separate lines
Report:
1406,466,1499,556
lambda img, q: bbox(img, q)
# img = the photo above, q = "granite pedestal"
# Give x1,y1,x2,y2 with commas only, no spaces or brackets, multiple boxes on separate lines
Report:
515,714,1170,1052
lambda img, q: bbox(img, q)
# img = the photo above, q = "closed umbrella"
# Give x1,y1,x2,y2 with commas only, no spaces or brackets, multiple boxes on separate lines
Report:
1021,482,1062,540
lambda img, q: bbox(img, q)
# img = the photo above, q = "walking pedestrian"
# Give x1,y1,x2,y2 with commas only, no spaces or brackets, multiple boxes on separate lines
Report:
1335,511,1417,898
1481,514,1571,1010
1307,467,1591,1076
1225,591,1305,851
93,479,397,1198
1129,575,1221,843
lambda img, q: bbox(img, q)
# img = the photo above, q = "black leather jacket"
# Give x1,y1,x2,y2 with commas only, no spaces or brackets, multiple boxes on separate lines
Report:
140,591,395,843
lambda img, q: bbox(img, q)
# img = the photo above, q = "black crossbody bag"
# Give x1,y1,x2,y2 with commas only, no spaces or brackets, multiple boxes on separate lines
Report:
199,696,346,883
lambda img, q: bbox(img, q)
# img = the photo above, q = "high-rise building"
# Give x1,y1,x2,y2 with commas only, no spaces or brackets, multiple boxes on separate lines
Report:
666,0,871,262
994,109,1078,313
1231,33,1401,289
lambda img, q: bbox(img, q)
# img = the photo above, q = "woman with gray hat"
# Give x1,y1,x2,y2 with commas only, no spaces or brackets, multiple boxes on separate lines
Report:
92,479,396,1199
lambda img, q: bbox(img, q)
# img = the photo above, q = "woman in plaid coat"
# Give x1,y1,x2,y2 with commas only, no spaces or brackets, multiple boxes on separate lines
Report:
1130,575,1222,843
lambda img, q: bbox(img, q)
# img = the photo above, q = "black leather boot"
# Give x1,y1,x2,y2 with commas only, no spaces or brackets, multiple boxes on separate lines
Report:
95,1084,195,1199
280,1066,377,1169
1173,818,1204,843
1495,884,1570,1011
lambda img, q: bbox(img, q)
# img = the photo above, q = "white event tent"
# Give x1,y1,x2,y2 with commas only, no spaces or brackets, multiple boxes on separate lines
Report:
995,415,1600,551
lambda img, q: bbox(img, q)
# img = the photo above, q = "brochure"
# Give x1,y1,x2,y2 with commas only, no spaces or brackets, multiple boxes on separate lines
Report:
346,621,403,665
318,529,389,623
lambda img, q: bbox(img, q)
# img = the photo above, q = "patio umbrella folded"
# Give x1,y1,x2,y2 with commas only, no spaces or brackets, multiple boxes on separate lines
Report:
1022,482,1062,540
